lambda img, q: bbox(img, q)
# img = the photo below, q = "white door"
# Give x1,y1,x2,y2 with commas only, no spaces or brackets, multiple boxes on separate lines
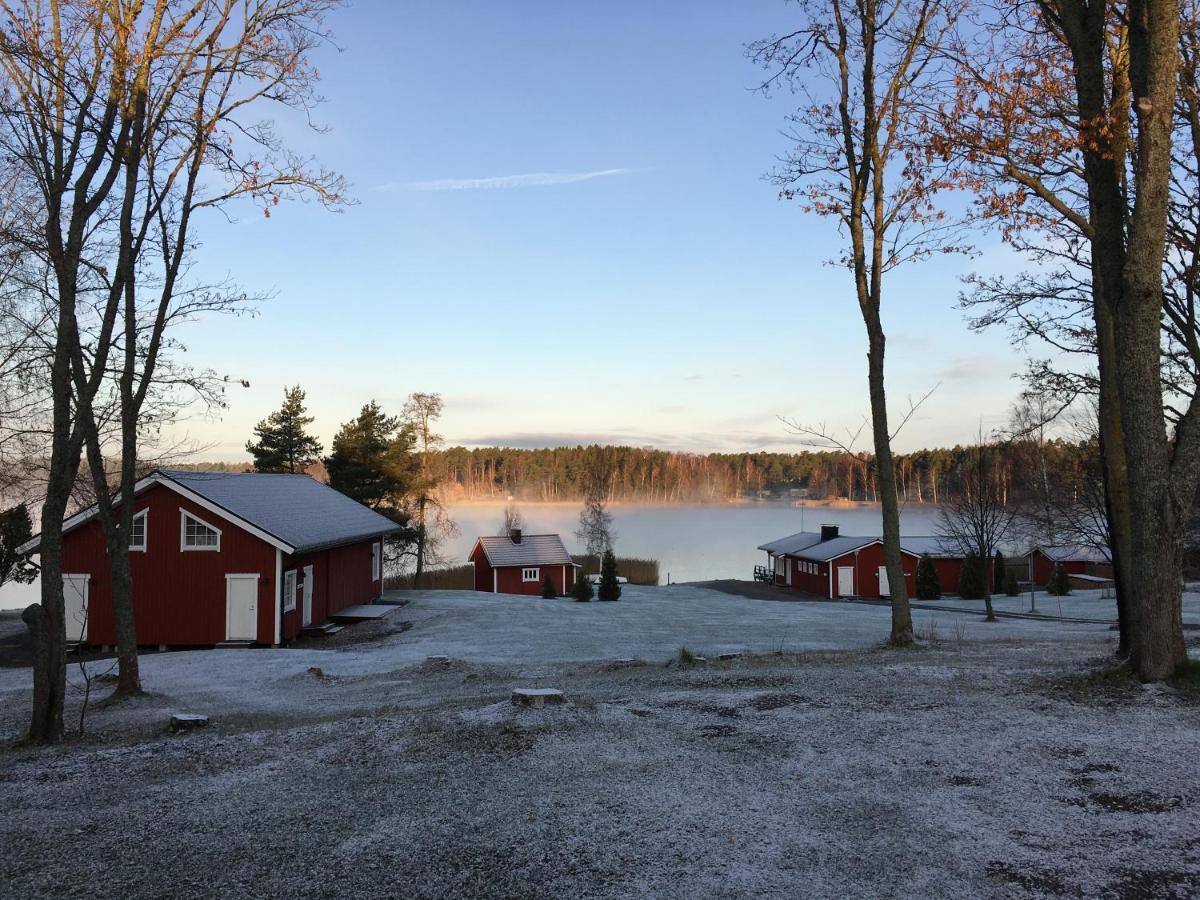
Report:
837,566,854,597
62,575,89,642
878,566,890,597
225,575,259,641
302,564,314,626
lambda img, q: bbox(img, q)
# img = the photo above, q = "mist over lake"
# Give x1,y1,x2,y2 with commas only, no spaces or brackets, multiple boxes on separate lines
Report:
446,502,944,583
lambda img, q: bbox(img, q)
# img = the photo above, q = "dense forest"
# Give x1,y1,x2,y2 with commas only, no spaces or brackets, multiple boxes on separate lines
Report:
428,442,1096,505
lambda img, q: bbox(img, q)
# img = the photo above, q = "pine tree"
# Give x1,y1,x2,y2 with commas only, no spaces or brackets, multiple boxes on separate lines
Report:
993,550,1007,594
246,385,323,473
571,571,594,602
1047,565,1073,596
541,574,557,599
597,548,622,601
0,504,37,588
957,551,986,600
1004,568,1021,596
325,402,420,534
915,554,941,600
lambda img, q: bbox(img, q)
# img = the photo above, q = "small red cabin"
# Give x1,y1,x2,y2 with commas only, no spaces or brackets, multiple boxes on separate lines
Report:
22,469,401,647
1025,545,1112,586
469,530,578,596
757,526,993,599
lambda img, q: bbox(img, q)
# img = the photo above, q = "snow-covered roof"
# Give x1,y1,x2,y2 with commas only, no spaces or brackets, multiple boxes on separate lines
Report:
21,468,402,555
757,531,880,562
759,530,973,562
1033,545,1111,564
899,536,965,559
473,533,574,567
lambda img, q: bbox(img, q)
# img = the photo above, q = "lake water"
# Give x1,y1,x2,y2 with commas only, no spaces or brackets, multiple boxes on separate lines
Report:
0,502,942,609
444,502,943,583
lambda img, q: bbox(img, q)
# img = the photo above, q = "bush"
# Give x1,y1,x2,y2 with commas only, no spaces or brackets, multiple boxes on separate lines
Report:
387,565,473,591
570,572,593,602
915,554,942,600
1047,565,1073,596
993,550,1006,594
598,548,622,601
957,551,987,600
1004,568,1021,596
541,574,557,599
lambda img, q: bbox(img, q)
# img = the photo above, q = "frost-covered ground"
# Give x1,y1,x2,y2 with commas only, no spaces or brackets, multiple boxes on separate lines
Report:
1,587,1198,898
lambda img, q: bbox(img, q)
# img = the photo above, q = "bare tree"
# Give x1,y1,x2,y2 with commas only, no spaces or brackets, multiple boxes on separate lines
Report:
575,495,615,559
403,392,457,587
498,500,524,536
0,0,345,738
936,430,1021,621
749,0,965,646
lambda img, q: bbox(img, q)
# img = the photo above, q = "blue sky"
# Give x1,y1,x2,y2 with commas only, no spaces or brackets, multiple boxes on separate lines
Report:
176,0,1026,460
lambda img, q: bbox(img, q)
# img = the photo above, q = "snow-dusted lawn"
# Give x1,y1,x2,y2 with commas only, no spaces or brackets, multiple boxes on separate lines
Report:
0,584,1120,725
917,587,1200,623
1,636,1198,898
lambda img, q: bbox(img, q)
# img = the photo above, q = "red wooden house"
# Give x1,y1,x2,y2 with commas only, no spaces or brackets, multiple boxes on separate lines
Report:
757,525,991,599
1024,545,1112,586
21,469,401,647
469,529,578,595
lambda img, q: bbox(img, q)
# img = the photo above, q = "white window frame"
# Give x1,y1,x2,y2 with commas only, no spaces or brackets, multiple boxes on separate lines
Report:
371,542,381,582
521,567,540,583
180,509,222,551
282,569,297,613
129,509,148,552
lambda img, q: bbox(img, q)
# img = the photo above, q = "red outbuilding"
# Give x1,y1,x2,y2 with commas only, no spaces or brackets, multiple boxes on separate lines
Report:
469,530,578,596
1024,545,1112,586
757,526,993,599
21,469,401,647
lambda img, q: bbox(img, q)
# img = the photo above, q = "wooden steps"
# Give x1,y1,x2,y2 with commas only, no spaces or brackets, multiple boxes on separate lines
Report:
216,640,254,649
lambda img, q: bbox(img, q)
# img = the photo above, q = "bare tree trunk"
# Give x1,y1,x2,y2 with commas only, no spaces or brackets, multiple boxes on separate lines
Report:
867,326,914,645
1118,0,1188,679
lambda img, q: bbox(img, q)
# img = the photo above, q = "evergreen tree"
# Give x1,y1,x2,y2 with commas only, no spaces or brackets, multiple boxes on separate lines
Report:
1004,568,1021,596
597,548,622,601
0,504,37,588
325,402,419,532
571,572,594,602
541,574,557,599
1047,565,1073,596
915,554,941,600
246,385,323,473
993,550,1007,594
957,551,987,600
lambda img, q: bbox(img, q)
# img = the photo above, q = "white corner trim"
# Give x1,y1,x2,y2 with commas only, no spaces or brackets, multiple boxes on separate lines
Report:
180,508,223,552
275,550,285,644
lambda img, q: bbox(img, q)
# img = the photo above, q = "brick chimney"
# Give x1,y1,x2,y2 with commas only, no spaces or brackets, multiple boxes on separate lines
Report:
510,528,522,544
820,524,839,542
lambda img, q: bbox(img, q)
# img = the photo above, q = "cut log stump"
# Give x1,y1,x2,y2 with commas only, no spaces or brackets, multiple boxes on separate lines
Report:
511,688,565,710
169,713,209,733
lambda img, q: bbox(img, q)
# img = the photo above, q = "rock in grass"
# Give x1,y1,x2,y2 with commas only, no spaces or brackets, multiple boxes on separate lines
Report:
718,652,742,661
169,713,209,733
511,688,565,710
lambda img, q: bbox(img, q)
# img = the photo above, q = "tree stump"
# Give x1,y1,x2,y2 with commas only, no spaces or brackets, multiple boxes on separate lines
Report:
169,713,209,733
511,688,565,710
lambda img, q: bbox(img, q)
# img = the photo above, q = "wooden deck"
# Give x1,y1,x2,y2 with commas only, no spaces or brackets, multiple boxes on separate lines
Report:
328,604,397,623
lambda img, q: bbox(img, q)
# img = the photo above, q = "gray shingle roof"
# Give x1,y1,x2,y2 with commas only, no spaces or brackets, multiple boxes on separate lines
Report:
159,469,401,553
473,534,574,567
760,530,972,562
1035,544,1111,563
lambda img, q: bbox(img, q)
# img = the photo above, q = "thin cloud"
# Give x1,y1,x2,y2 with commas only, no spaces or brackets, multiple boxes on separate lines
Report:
379,168,631,192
